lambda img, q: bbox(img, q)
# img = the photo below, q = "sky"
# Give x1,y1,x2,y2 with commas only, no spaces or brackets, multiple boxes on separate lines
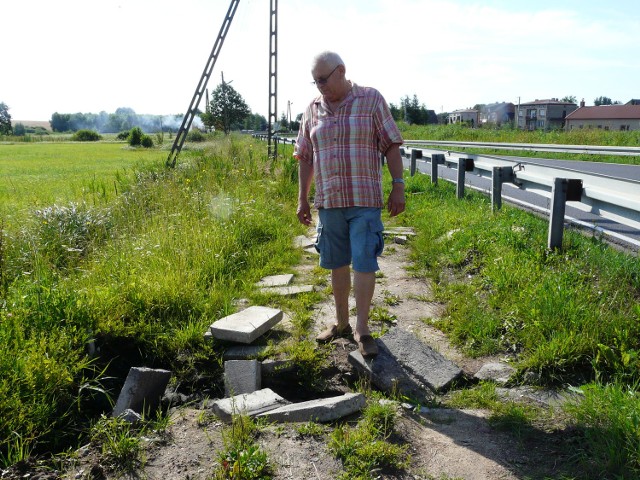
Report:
3,0,639,122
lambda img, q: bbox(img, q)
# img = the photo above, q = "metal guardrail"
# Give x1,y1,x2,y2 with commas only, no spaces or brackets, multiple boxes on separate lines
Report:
404,140,640,157
253,133,640,250
403,147,640,249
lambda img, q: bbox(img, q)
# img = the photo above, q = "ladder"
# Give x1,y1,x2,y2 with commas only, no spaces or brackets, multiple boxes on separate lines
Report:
166,0,240,167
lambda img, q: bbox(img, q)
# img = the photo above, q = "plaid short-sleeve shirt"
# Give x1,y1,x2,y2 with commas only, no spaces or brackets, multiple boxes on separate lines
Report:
294,83,403,209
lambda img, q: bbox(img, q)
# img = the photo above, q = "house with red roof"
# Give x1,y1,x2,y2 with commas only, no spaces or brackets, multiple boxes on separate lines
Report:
565,100,640,131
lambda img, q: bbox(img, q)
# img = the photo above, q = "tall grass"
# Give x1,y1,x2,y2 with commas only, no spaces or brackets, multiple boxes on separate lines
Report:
0,134,304,465
400,123,640,147
402,170,640,476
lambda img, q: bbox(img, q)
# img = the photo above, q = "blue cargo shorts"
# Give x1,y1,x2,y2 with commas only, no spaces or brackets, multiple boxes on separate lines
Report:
315,207,385,273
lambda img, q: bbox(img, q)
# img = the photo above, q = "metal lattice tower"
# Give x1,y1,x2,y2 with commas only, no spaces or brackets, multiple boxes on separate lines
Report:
267,0,278,159
166,0,240,167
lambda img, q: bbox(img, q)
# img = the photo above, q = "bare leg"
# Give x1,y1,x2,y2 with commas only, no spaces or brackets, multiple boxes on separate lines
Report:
331,265,351,329
353,270,376,341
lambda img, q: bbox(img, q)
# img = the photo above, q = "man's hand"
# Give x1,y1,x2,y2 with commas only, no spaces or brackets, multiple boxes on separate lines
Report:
387,184,405,217
297,200,313,225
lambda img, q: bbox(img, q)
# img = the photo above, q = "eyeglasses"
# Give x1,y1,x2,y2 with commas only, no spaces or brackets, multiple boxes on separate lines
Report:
311,65,339,86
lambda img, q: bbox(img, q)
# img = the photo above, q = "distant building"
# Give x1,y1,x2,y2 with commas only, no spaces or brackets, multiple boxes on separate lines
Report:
565,102,640,131
479,102,515,126
516,99,578,131
448,109,479,127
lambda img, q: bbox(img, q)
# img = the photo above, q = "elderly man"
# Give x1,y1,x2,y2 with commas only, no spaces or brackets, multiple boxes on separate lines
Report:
294,51,405,357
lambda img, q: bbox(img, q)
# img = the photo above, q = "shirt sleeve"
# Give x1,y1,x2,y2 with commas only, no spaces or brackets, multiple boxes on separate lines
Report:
294,104,313,165
374,93,404,154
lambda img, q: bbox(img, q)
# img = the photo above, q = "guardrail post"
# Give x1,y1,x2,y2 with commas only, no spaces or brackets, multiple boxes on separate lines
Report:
548,178,569,250
410,149,422,176
430,154,444,185
548,178,583,250
491,166,514,211
456,158,467,199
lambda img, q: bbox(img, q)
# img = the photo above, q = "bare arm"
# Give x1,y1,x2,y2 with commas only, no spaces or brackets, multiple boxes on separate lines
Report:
297,159,314,225
385,144,405,217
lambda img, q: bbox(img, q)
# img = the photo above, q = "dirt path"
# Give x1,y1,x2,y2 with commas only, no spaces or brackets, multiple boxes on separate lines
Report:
61,230,568,480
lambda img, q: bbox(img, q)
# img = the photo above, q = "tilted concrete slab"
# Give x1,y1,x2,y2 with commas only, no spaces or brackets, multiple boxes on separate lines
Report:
256,274,294,287
211,388,290,422
293,235,316,248
224,360,261,396
113,367,172,417
259,285,315,297
349,328,462,400
258,392,366,423
210,306,283,344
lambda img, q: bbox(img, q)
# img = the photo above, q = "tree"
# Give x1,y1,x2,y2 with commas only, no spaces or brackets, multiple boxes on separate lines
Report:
202,81,250,135
51,112,71,132
243,113,267,131
561,95,577,103
0,102,12,135
13,123,26,136
594,96,613,106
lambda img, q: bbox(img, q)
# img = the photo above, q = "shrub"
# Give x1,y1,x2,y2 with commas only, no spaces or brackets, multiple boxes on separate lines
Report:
116,131,130,141
187,129,205,142
128,127,143,146
140,135,154,148
72,129,102,142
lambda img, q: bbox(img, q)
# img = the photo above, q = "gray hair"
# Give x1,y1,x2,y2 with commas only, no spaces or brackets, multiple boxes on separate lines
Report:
312,51,344,70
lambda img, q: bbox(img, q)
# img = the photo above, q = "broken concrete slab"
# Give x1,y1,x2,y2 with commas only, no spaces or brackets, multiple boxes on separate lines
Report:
210,306,283,344
474,362,516,385
256,274,294,287
112,367,172,417
117,408,142,424
259,285,315,297
211,388,290,422
294,235,316,249
223,345,269,361
383,227,416,236
496,386,582,408
258,392,366,423
224,360,261,396
348,328,462,400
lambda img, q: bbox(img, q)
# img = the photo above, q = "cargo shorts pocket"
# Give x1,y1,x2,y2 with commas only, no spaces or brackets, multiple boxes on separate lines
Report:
365,217,385,258
315,224,330,262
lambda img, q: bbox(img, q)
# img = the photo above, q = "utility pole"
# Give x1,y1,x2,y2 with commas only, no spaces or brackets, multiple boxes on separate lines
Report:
267,0,278,159
166,0,240,167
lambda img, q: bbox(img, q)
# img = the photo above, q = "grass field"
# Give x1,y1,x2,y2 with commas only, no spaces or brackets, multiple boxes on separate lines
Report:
0,142,166,218
1,127,640,477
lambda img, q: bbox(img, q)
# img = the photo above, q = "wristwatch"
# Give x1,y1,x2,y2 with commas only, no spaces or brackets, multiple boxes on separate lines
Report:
392,178,405,184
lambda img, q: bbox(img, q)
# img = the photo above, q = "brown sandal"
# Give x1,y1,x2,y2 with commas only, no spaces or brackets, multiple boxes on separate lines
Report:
316,324,353,343
357,335,379,357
